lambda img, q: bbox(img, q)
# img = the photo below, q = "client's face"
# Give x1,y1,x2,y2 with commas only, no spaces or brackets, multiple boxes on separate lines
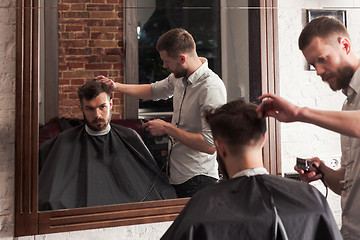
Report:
82,92,112,131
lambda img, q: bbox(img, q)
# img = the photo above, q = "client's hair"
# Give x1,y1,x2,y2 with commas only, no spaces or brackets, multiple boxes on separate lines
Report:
78,80,111,105
205,99,266,154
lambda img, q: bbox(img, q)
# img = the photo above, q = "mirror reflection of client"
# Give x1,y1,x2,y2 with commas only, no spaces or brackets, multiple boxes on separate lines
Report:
161,100,341,240
38,80,177,211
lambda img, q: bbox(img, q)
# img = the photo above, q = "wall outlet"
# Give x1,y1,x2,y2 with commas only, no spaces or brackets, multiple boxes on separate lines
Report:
321,156,341,170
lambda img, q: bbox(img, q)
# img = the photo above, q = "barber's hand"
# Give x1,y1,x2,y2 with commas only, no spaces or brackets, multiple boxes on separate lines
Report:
95,75,116,90
294,157,323,183
257,93,301,122
142,119,169,136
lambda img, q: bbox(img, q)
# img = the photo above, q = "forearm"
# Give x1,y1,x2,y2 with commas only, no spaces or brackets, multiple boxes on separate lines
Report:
165,124,216,154
319,164,345,195
298,107,360,138
113,82,152,100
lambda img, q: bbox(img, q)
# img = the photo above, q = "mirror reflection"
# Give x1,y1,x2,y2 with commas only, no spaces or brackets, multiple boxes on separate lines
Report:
38,0,261,211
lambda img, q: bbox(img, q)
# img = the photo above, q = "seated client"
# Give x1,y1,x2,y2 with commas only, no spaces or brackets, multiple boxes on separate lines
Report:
161,99,341,240
38,80,177,211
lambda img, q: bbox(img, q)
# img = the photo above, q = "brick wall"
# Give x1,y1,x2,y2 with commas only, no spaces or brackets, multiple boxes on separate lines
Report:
58,0,125,119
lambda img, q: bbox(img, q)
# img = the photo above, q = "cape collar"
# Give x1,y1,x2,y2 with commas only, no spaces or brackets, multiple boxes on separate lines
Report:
85,123,111,136
232,167,269,178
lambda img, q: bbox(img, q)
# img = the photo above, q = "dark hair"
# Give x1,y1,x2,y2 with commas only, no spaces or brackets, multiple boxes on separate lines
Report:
205,100,266,154
299,16,349,50
156,28,196,58
78,80,111,105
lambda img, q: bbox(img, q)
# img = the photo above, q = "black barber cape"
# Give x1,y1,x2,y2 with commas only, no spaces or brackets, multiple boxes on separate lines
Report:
38,123,177,211
161,174,342,240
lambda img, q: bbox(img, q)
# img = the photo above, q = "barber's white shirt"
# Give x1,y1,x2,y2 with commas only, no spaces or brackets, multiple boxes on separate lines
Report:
151,58,227,184
340,67,360,240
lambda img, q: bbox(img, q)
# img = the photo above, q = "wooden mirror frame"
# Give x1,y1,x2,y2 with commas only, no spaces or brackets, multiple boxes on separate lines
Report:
15,0,279,236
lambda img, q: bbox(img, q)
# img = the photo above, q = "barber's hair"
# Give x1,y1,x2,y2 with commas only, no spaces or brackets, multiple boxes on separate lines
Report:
156,28,196,58
299,16,349,50
205,100,266,154
78,80,111,105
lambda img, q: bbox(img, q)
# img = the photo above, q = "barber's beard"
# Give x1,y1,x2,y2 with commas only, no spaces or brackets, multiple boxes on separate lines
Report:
84,113,111,132
217,154,229,180
174,69,188,79
333,65,354,91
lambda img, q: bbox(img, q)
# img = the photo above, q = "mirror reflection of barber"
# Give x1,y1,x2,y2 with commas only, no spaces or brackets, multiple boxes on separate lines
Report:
97,28,227,198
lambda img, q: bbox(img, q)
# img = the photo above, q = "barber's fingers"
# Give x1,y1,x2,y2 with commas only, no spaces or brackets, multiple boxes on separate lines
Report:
95,75,115,89
294,164,323,183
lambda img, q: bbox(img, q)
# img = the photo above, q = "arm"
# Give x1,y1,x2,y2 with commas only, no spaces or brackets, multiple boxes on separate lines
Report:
96,75,152,100
143,119,216,154
258,93,360,138
295,157,345,195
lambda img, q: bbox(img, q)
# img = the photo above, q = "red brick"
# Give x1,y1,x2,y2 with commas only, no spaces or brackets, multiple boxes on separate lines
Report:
85,63,112,70
71,4,86,11
65,56,88,62
108,0,121,3
59,65,68,71
66,25,84,32
63,99,80,106
113,63,123,69
62,86,78,94
58,93,68,101
86,55,102,63
58,3,70,11
62,0,90,4
69,31,90,39
91,32,114,40
90,11,117,19
90,26,118,33
85,19,104,26
63,71,93,79
87,4,114,11
60,32,69,39
104,19,122,26
65,48,92,55
108,71,119,77
63,12,90,19
89,40,117,48
92,71,109,76
59,79,71,85
90,0,107,3
102,55,120,62
68,92,79,100
67,63,85,70
92,48,105,54
71,79,85,85
60,40,88,48
105,48,121,55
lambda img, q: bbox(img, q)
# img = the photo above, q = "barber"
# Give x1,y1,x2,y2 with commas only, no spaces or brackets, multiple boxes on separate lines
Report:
97,28,227,198
257,16,360,239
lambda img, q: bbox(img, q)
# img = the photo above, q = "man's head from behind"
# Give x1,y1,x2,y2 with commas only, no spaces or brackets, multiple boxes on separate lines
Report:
299,16,355,91
205,100,266,178
156,28,197,78
78,80,112,131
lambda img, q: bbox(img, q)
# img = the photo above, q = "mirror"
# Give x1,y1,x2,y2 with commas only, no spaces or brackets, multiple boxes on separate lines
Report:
15,0,280,236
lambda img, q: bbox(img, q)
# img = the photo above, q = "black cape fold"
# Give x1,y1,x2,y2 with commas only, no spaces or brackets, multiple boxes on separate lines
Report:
38,123,177,211
161,174,342,240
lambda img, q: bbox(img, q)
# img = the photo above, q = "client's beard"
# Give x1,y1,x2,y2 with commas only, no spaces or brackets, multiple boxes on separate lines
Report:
84,113,111,132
